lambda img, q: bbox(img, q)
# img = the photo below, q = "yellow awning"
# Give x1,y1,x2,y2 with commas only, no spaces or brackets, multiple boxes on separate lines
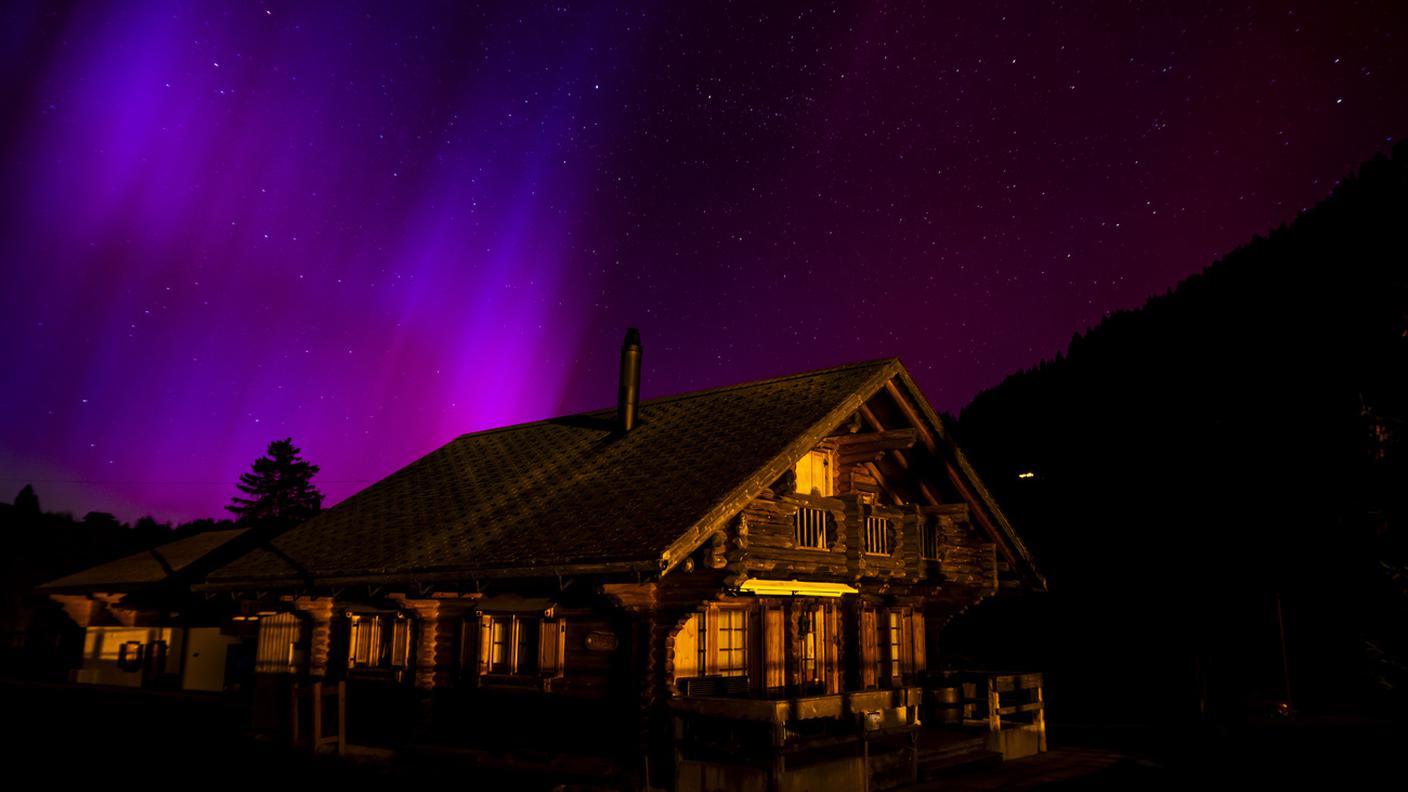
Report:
736,579,859,598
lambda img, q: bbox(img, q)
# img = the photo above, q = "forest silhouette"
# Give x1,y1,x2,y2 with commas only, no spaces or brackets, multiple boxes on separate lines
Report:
948,140,1407,724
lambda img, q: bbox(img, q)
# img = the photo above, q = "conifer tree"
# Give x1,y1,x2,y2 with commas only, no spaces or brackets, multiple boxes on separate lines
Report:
226,438,324,528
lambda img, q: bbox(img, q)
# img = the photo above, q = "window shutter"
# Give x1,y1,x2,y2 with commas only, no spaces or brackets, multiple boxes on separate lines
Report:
704,606,719,676
539,618,566,678
476,613,492,676
346,615,359,667
860,607,877,689
912,610,927,672
825,604,842,695
391,617,412,668
901,610,915,676
764,607,785,690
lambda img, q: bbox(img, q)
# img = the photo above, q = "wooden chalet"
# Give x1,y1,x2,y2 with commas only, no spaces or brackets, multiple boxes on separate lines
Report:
49,332,1048,790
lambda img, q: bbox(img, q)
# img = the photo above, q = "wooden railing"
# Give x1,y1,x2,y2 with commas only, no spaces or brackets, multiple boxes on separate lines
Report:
924,670,1045,759
290,680,345,754
793,506,829,549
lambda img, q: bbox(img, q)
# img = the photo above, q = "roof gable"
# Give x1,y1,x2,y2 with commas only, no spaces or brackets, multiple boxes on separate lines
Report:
204,360,900,588
201,357,1043,590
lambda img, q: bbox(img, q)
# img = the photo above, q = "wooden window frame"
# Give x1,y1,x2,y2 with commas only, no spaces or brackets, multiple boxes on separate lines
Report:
679,604,755,684
346,611,414,671
475,612,565,687
716,607,748,677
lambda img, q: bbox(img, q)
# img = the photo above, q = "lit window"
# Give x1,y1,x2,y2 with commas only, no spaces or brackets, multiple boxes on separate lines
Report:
673,606,754,688
347,612,413,670
475,613,564,683
886,612,902,679
718,608,747,676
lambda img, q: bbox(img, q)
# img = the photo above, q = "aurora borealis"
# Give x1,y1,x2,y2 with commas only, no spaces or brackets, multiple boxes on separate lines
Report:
3,2,1407,522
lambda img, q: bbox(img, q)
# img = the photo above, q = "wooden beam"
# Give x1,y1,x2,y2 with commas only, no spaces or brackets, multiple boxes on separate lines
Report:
856,403,941,506
881,380,1020,571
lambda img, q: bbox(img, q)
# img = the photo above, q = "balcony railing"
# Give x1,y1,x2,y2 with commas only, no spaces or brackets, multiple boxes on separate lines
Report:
862,515,892,555
793,506,828,549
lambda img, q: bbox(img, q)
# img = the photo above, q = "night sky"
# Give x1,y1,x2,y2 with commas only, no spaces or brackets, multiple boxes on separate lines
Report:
3,2,1406,522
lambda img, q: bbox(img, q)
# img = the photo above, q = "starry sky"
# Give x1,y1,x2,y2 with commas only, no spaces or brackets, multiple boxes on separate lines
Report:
3,1,1406,523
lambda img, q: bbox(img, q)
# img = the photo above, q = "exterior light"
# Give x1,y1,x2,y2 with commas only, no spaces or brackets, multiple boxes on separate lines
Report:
736,579,859,598
1017,471,1036,479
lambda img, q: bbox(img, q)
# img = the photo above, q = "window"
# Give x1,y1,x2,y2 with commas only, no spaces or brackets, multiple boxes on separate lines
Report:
673,605,755,689
117,640,145,671
863,515,892,555
475,613,564,683
347,612,412,670
886,611,903,680
254,613,304,674
794,450,832,496
717,608,747,676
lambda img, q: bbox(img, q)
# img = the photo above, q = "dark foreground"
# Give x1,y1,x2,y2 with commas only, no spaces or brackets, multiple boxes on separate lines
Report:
1,680,1401,789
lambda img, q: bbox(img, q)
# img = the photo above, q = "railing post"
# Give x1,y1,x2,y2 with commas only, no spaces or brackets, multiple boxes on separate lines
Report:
289,682,300,747
1034,683,1046,752
986,676,1001,734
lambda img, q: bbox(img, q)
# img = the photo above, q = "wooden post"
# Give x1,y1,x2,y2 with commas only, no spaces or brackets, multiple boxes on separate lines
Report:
289,682,301,747
311,680,323,752
910,729,919,785
987,676,1001,734
1034,684,1047,752
337,680,347,755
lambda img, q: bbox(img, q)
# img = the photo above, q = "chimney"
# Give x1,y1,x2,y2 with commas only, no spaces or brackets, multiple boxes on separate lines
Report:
617,328,642,432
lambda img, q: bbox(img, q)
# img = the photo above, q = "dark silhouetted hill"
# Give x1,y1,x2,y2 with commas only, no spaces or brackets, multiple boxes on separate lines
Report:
950,141,1408,724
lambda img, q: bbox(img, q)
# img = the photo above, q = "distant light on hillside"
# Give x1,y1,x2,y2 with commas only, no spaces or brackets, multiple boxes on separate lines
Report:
1017,471,1036,480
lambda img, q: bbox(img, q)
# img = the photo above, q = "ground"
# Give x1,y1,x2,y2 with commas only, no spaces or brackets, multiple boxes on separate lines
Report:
1,680,1400,789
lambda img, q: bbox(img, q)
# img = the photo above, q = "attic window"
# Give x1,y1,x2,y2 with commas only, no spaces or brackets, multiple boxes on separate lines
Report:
794,450,832,497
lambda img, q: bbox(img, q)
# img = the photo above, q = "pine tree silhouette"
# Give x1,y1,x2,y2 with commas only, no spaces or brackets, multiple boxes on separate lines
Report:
226,438,324,528
13,484,40,516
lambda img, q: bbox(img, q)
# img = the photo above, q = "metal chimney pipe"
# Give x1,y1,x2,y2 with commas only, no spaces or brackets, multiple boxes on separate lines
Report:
617,328,642,432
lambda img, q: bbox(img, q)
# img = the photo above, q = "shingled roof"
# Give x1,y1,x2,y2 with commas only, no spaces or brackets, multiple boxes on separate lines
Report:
39,528,249,594
201,359,1040,589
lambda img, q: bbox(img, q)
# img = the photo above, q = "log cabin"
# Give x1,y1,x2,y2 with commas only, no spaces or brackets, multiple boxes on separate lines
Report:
47,331,1048,790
